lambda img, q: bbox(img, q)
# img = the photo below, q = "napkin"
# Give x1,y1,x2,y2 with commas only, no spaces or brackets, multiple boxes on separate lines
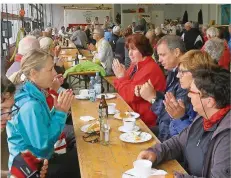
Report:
80,116,96,121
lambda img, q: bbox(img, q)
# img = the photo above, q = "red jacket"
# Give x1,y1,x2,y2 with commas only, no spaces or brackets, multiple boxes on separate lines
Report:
114,56,166,127
218,41,230,70
46,89,59,110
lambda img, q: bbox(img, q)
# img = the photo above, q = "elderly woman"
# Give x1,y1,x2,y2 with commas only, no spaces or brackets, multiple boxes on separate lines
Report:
163,50,215,137
1,76,48,178
203,27,230,70
112,34,166,127
138,65,230,178
8,49,80,178
203,38,225,64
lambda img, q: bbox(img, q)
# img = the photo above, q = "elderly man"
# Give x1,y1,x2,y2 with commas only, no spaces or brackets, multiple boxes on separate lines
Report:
138,35,192,142
182,22,203,50
89,28,113,75
6,36,40,78
109,25,121,52
70,26,88,49
202,27,230,70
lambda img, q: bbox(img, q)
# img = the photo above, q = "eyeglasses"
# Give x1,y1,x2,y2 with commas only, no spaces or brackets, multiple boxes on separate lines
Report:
188,90,200,95
178,69,190,77
82,131,100,143
1,104,20,118
188,89,209,119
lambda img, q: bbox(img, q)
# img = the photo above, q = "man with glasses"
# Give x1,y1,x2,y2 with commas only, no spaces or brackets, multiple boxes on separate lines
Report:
138,35,192,142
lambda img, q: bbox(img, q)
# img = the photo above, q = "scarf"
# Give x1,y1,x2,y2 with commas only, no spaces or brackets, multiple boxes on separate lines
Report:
203,105,231,131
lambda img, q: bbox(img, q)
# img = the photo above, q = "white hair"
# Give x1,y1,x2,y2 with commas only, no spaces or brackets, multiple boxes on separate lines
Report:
18,35,40,55
204,38,224,63
206,27,219,38
155,27,162,35
45,27,52,33
39,37,53,51
185,22,192,27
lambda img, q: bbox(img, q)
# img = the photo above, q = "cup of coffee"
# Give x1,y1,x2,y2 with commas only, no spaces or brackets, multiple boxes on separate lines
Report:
79,89,89,97
123,118,136,131
108,103,116,114
133,159,152,177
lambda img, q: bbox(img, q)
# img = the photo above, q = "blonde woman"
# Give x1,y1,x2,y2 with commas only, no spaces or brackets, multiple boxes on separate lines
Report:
163,50,216,136
7,49,80,178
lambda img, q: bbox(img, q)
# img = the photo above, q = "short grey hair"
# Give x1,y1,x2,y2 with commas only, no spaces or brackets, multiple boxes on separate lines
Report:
206,27,219,38
157,35,186,53
30,29,41,39
204,38,224,63
94,28,104,38
185,22,192,27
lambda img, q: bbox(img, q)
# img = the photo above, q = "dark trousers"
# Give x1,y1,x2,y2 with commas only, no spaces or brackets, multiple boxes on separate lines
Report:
46,148,81,178
46,125,79,178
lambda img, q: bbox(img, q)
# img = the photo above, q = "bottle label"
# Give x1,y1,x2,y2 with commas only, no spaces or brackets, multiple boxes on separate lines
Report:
94,84,101,94
89,89,96,102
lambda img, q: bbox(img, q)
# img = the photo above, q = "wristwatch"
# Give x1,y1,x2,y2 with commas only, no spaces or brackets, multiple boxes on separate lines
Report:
150,97,156,104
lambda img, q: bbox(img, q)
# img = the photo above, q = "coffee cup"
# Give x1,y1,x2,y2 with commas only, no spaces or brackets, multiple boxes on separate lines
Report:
123,118,136,131
133,159,152,177
108,103,116,114
79,89,89,97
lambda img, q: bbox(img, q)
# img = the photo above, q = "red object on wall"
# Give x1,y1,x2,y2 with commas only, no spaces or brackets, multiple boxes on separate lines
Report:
68,24,103,28
19,9,25,17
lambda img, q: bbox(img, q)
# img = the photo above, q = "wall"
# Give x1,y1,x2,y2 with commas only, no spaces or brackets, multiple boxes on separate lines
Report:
180,4,219,24
151,5,182,20
51,4,113,30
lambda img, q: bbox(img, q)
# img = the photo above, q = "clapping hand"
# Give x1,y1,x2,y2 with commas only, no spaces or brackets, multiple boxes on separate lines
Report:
140,79,156,103
163,92,186,119
134,85,142,97
53,89,74,113
50,74,64,92
54,45,61,57
112,59,126,78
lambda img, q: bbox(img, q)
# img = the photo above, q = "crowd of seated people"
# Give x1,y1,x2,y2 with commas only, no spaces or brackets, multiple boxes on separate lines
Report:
2,13,231,178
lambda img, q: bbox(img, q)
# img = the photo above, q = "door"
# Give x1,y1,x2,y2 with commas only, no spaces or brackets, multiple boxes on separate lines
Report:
151,11,164,27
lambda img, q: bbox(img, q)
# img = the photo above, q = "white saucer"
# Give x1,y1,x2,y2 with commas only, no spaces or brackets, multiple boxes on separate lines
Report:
75,95,89,100
122,168,167,178
118,126,140,133
108,109,119,115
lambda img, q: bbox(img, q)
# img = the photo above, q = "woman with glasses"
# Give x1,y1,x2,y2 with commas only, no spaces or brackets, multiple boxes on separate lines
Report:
7,49,80,178
138,65,230,178
163,50,215,136
1,76,48,178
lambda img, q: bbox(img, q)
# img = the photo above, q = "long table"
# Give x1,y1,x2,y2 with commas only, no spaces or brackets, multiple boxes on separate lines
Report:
71,93,186,178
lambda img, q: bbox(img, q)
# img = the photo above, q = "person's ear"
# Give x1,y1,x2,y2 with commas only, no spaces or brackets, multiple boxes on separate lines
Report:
174,48,181,58
29,69,38,81
207,97,216,108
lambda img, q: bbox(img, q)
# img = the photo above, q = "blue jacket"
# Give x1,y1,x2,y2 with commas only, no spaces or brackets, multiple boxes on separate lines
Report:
6,81,67,169
151,68,195,142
